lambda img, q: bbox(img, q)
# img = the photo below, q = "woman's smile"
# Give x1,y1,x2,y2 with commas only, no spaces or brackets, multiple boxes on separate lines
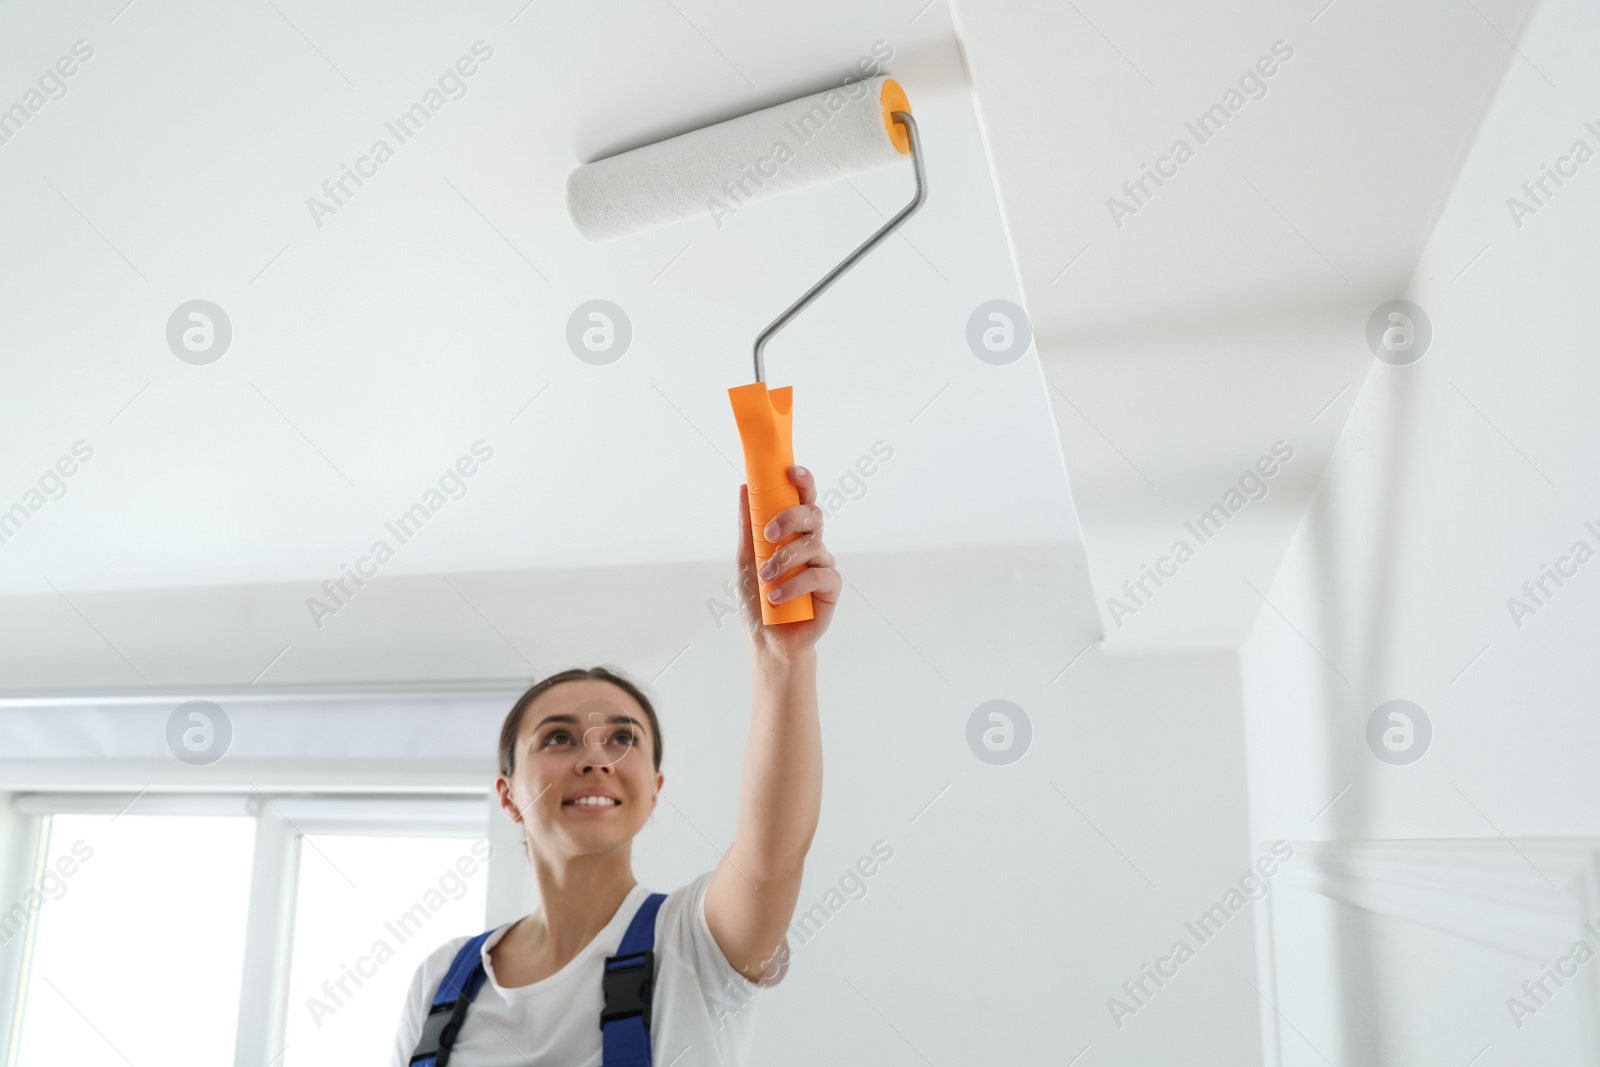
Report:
563,786,623,810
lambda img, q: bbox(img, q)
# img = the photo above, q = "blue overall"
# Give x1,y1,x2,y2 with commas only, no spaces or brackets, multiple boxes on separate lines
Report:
410,892,667,1067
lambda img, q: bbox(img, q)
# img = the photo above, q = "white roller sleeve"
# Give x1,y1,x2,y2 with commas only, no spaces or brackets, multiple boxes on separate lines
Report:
566,74,909,242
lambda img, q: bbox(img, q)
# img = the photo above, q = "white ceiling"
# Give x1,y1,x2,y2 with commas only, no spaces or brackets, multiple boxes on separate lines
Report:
0,0,1077,604
950,0,1540,648
0,0,1546,672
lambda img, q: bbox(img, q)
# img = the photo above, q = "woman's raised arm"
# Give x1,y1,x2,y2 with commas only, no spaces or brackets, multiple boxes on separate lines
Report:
704,466,838,986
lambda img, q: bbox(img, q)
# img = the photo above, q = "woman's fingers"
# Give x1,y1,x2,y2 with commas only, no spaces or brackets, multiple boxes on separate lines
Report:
767,561,841,604
758,529,832,581
762,503,822,543
762,502,822,541
761,466,821,542
741,465,840,613
789,465,816,507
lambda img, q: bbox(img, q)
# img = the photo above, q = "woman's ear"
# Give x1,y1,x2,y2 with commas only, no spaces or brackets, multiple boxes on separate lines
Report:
495,776,521,822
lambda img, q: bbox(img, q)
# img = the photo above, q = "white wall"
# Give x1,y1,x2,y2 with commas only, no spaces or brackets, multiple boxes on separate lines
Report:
0,537,1273,1063
1240,0,1600,1062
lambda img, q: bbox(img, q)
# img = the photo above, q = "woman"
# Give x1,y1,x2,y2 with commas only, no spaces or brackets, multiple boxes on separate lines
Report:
391,468,837,1066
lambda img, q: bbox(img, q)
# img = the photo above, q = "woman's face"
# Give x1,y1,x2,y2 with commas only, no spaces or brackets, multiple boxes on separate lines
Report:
496,679,662,859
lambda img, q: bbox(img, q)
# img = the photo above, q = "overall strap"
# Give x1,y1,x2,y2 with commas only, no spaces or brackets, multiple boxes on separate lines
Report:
410,929,496,1067
600,892,668,1067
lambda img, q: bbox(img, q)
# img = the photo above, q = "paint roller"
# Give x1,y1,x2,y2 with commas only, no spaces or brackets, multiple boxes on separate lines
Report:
566,74,925,623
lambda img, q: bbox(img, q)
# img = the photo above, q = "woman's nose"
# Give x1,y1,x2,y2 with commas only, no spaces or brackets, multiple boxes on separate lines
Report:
577,726,634,769
576,738,617,770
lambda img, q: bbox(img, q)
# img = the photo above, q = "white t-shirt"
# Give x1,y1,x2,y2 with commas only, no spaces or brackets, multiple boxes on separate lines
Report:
390,870,780,1067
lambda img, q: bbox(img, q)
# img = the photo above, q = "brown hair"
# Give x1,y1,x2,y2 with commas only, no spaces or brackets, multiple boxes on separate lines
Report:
497,666,663,778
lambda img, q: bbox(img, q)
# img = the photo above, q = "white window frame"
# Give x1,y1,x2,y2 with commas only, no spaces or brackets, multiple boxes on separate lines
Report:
0,790,491,1067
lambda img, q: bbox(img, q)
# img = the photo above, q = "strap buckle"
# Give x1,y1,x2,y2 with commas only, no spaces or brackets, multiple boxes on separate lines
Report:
411,999,468,1066
600,948,655,1030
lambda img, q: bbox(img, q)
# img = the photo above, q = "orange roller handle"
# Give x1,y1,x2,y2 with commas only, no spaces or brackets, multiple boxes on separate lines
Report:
728,382,815,625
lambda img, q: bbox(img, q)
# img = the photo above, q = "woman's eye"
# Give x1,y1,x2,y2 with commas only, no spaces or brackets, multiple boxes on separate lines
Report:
541,727,632,747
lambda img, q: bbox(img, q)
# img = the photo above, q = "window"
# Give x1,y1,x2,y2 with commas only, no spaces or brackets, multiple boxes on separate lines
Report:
282,835,490,1066
12,813,257,1067
0,793,490,1067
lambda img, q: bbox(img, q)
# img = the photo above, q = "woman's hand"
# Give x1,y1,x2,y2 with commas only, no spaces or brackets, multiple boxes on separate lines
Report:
735,465,839,657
